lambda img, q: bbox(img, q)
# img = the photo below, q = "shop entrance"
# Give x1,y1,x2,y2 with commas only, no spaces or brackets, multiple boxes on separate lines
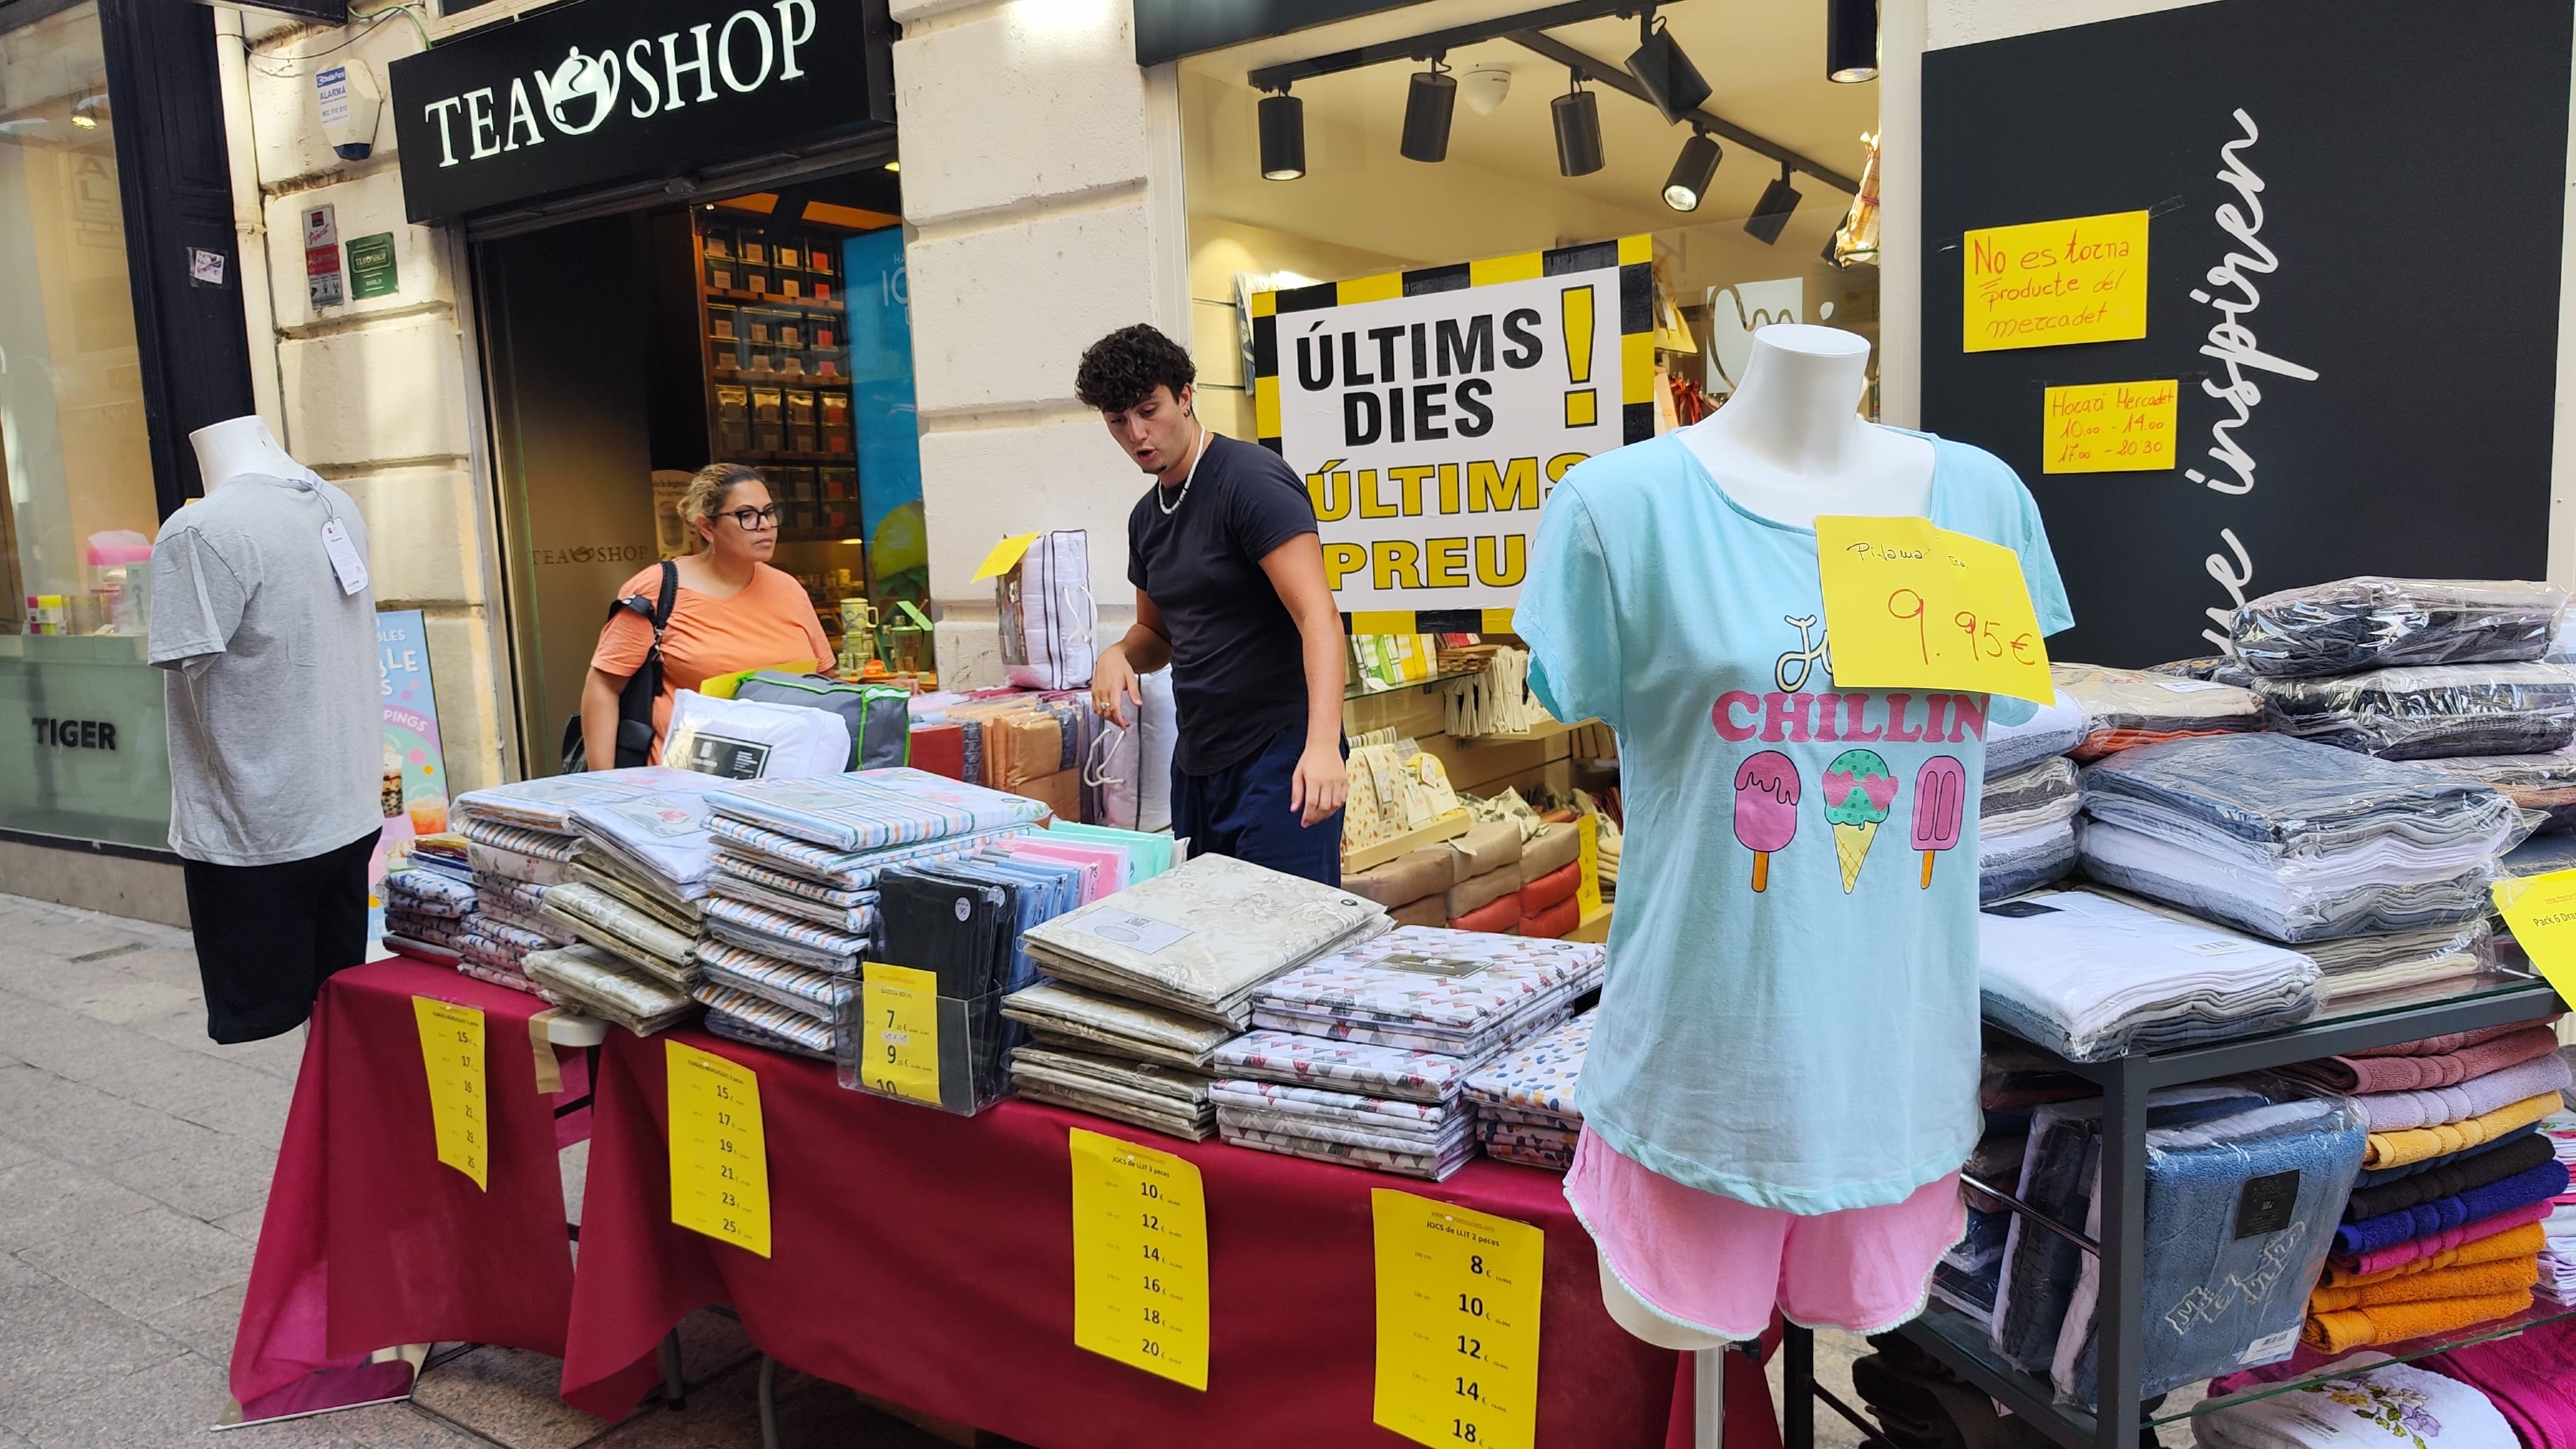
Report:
475,163,923,773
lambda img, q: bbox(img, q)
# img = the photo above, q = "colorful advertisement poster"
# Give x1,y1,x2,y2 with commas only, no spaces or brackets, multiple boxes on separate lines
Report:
375,608,447,870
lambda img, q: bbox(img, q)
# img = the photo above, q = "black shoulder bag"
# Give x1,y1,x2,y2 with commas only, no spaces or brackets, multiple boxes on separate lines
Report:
561,560,678,772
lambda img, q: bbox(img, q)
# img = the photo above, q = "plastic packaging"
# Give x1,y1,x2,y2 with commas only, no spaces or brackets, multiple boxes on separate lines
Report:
1983,757,2078,832
1977,888,2321,1060
731,671,912,770
2052,663,2263,760
663,689,853,780
2229,576,2570,678
997,529,1096,690
2414,748,2576,831
1985,687,2082,777
1979,822,2077,904
2300,918,2496,1002
2253,662,2576,760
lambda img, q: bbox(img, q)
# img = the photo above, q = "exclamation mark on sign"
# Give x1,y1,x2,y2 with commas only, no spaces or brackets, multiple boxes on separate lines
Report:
1562,284,1598,427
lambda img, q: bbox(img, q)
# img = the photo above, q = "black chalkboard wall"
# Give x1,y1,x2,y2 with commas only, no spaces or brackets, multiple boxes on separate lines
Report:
1923,0,2572,667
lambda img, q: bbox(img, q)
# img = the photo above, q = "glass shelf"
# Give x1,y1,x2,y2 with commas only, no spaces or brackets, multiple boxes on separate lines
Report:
2150,1299,2576,1426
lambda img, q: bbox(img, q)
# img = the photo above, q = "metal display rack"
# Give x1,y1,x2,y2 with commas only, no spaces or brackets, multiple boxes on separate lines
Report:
1761,972,2569,1449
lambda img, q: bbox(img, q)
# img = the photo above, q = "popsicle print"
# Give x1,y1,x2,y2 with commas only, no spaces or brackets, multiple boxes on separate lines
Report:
1731,751,1800,892
1911,756,1967,889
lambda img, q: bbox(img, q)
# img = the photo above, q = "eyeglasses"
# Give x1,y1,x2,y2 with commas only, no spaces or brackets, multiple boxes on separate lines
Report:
721,504,783,531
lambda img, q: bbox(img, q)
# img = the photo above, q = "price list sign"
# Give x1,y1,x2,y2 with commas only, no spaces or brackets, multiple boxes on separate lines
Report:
1069,1128,1209,1389
1814,514,2053,704
410,997,487,1190
666,1041,772,1257
860,962,941,1105
1372,1189,1544,1449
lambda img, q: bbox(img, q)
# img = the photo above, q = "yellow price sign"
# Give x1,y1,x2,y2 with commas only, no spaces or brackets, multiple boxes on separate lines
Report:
411,997,488,1191
2490,870,2576,1009
860,962,941,1105
1070,1128,1209,1389
1814,515,2053,704
1575,814,1604,918
1372,1189,1544,1449
666,1040,771,1257
2042,380,2178,474
1962,209,2149,352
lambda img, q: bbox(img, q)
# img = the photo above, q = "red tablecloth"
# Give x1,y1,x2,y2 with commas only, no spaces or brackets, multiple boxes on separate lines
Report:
562,1028,1779,1449
231,958,591,1412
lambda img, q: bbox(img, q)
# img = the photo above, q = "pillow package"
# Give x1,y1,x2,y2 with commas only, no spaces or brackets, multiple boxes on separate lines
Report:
2252,663,2576,760
663,689,852,780
2228,576,2568,678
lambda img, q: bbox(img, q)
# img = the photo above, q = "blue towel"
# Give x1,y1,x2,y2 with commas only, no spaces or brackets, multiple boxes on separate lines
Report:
2330,1158,2572,1257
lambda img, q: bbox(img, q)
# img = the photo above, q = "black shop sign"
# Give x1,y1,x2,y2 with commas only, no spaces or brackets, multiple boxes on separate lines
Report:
389,0,894,223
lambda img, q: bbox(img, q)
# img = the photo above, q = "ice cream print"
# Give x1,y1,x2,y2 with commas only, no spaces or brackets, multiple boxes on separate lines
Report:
1821,749,1898,893
1731,751,1801,892
1911,757,1966,889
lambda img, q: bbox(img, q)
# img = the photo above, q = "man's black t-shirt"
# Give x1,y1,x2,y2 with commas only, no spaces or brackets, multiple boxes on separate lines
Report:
1127,434,1319,776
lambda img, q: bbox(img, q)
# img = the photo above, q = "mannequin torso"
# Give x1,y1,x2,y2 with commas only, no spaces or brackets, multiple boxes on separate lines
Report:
188,416,303,492
1677,324,1932,528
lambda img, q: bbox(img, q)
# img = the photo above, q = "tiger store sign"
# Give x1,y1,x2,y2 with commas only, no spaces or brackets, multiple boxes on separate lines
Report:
1254,236,1653,627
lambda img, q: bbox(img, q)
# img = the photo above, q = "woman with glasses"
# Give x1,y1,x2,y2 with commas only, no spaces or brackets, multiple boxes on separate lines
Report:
580,463,831,768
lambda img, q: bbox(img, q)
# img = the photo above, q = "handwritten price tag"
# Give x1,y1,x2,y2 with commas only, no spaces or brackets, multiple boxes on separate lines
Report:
1070,1128,1209,1389
860,962,941,1105
411,997,487,1191
2043,380,2177,474
2490,871,2576,1010
667,1041,771,1257
1373,1189,1544,1449
1815,515,2053,704
1962,209,2149,353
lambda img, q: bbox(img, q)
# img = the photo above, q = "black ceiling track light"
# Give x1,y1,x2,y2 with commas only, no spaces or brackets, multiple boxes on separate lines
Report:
1401,55,1457,163
1662,127,1721,211
1626,5,1711,123
1745,161,1802,243
1827,0,1879,82
1551,67,1605,177
1258,89,1306,180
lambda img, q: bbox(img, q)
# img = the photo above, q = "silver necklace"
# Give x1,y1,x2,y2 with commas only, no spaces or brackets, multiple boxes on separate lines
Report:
1157,425,1211,516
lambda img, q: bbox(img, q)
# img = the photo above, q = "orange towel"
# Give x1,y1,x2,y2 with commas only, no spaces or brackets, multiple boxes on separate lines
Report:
2309,1254,2539,1312
2303,1289,2534,1354
2317,1223,2549,1289
2362,1091,2563,1169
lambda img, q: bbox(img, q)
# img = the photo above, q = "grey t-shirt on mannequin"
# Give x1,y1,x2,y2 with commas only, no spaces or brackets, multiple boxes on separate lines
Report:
148,471,381,866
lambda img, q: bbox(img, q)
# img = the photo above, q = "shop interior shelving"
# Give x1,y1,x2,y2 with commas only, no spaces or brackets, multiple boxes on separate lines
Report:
1772,968,2568,1449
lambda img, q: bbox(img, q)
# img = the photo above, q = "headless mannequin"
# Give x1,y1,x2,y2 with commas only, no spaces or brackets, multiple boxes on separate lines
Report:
189,415,303,492
1597,324,1938,1353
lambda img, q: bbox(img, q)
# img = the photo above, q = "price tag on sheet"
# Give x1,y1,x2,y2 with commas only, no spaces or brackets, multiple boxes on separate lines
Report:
1372,1189,1544,1449
1070,1128,1209,1389
666,1041,771,1257
1815,515,2053,704
2490,870,2576,1009
1575,815,1604,918
860,962,941,1104
411,997,487,1191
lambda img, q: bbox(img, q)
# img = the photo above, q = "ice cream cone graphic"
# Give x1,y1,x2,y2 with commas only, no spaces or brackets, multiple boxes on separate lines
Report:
1821,749,1898,894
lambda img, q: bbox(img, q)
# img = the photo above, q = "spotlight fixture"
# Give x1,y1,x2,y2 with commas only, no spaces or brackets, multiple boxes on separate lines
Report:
1401,56,1456,164
1745,162,1802,244
1626,8,1711,125
1662,129,1721,212
1258,89,1306,180
1827,0,1880,83
1550,70,1604,177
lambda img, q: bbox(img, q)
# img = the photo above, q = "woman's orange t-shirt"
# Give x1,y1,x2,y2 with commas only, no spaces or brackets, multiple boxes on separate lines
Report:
591,562,832,760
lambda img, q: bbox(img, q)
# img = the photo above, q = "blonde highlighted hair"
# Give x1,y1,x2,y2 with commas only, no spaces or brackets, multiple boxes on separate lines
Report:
680,463,765,550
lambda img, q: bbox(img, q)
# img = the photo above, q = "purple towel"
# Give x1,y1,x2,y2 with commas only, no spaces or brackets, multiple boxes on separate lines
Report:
2353,1052,2572,1131
2331,1158,2571,1257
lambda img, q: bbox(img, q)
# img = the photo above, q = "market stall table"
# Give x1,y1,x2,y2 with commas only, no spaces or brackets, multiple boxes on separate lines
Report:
560,1028,1772,1449
231,958,594,1416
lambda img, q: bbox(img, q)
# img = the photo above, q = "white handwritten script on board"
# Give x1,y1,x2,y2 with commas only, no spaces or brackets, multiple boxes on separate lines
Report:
2193,108,2321,652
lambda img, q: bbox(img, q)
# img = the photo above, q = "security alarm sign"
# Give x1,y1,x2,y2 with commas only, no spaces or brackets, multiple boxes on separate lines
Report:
1253,236,1652,625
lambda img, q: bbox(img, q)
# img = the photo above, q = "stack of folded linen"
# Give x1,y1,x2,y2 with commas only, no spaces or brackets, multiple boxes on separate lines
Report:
2297,920,2498,1004
2542,1108,2576,1303
858,850,1088,1110
2144,655,2257,687
690,938,853,1063
2052,662,2263,761
2228,576,2570,678
2419,749,2576,833
2496,829,2576,884
1512,819,1587,939
1980,756,2079,904
2193,1358,2519,1449
2076,734,2523,943
1246,927,1604,1062
1001,980,1233,1140
1462,1009,1594,1171
541,881,699,991
2283,1023,2573,1351
523,943,697,1036
383,860,476,959
1977,889,2323,1060
452,769,724,988
2253,663,2576,760
1933,1048,2100,1332
1209,1030,1476,1179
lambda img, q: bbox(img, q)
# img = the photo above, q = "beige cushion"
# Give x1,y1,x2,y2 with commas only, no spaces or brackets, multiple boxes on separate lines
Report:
1444,862,1524,918
1344,847,1453,909
1521,822,1581,880
1446,819,1524,881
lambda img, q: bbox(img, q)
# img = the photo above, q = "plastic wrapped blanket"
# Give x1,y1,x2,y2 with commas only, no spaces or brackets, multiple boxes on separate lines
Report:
2254,663,2576,760
1985,687,2082,777
1977,889,2320,1060
2417,748,2576,831
2229,576,2568,679
2052,663,2262,760
2300,919,2496,1002
1980,821,2077,904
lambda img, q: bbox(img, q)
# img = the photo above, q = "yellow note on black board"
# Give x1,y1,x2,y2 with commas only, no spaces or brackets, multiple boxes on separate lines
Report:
1373,1189,1543,1449
1070,1128,1209,1389
1815,515,2053,705
411,997,487,1191
667,1041,771,1257
860,962,940,1104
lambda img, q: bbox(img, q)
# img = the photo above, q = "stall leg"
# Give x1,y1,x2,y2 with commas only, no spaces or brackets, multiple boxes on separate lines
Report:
759,1353,780,1449
658,1330,685,1410
1784,1323,1815,1449
1696,1346,1724,1449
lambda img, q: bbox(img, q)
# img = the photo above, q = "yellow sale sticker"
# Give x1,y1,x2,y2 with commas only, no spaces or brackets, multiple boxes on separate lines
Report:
2490,871,2576,1010
2042,380,2178,474
1815,515,2053,704
860,962,941,1105
1575,814,1604,919
666,1041,771,1257
412,997,488,1191
1373,1189,1544,1449
1963,209,2150,353
1070,1128,1209,1389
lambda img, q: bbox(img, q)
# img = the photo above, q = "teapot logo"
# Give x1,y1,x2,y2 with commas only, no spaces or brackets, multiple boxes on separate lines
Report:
536,46,619,135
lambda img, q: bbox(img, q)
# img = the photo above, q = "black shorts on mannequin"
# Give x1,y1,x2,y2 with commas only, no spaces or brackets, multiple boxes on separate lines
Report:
180,830,378,1043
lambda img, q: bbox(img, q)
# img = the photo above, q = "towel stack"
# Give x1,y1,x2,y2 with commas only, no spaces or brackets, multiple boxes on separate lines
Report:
692,769,1053,1060
1979,684,2082,903
1462,1009,1595,1170
2282,1020,2572,1352
2051,661,2263,761
1976,889,2323,1061
2543,1108,2576,1304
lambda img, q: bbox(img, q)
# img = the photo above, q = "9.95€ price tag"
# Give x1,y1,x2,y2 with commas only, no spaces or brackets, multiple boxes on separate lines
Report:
1373,1189,1544,1449
1814,515,2053,705
666,1041,771,1257
1069,1128,1209,1390
411,997,487,1191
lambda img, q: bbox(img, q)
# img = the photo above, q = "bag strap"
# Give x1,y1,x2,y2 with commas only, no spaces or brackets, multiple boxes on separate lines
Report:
652,559,679,628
